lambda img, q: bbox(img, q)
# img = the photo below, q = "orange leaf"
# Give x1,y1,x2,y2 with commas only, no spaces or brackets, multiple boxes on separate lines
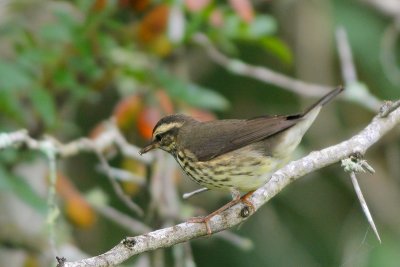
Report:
137,107,161,139
185,0,211,12
120,158,146,196
149,35,173,57
229,0,254,23
56,173,96,228
119,0,150,12
92,0,107,11
187,108,216,122
56,172,77,199
155,90,174,114
24,255,40,267
137,5,169,44
210,9,224,27
113,94,142,130
65,197,96,228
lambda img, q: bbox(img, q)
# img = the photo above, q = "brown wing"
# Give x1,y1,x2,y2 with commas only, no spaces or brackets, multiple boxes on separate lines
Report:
178,115,301,161
178,87,343,161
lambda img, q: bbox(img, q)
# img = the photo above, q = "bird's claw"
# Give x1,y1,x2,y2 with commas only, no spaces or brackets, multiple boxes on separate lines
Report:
187,216,213,235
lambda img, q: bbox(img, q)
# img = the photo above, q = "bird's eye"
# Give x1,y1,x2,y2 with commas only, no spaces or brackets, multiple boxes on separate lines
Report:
155,134,162,142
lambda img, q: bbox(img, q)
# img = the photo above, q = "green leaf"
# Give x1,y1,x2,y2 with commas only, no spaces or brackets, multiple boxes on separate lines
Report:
53,68,77,89
184,83,230,110
39,23,71,43
260,37,293,65
224,14,242,38
86,188,109,207
0,166,47,214
247,15,276,38
39,9,77,43
156,71,229,111
30,87,56,127
185,4,214,40
0,61,33,90
0,90,25,123
223,13,276,40
54,8,80,30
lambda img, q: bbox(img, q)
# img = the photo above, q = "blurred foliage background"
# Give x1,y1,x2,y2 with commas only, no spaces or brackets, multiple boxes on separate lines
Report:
0,0,400,266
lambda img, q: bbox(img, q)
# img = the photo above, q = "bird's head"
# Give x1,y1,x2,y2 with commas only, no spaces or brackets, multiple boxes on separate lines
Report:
139,114,194,155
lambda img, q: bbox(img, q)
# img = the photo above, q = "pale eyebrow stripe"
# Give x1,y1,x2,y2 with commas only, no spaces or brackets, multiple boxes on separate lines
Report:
153,122,183,136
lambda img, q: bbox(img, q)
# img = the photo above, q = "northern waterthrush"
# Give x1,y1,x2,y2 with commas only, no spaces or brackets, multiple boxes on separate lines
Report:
140,87,343,234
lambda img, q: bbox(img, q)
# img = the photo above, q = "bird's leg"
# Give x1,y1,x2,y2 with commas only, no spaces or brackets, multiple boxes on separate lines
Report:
187,189,255,235
187,194,241,235
239,190,255,212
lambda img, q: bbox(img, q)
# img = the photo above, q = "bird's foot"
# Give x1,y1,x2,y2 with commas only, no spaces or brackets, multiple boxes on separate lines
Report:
240,190,255,212
187,215,213,235
187,190,256,235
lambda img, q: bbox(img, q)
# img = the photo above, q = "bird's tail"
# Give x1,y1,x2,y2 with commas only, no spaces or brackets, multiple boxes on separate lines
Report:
273,86,344,157
303,86,344,115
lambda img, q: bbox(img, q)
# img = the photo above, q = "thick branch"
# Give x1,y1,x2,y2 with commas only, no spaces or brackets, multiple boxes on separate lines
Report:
59,103,400,267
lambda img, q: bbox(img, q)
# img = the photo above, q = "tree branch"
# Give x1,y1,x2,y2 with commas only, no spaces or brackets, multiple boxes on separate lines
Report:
335,27,382,111
58,102,400,267
193,33,332,97
193,32,382,112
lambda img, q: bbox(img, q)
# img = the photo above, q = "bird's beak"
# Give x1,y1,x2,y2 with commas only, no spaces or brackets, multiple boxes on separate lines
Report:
139,141,159,155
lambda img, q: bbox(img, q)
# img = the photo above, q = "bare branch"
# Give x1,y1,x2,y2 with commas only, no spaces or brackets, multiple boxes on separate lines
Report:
216,231,253,251
194,32,382,112
0,122,146,217
0,122,151,164
193,33,331,97
59,101,400,267
91,203,151,234
380,19,400,85
108,121,154,164
335,27,382,112
95,150,144,216
361,0,400,18
96,165,145,185
350,171,381,243
341,154,380,242
336,27,358,83
182,187,210,199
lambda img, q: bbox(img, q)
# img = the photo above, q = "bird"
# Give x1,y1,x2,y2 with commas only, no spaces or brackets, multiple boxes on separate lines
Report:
140,86,343,234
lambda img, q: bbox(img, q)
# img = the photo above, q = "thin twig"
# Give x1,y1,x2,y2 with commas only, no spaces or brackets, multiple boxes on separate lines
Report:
182,242,196,267
96,165,145,185
335,27,382,112
341,153,380,242
336,27,358,83
91,202,151,234
0,126,146,217
108,121,154,164
216,231,253,251
194,32,382,112
193,33,332,97
59,100,400,267
41,140,59,258
0,123,152,165
362,0,400,18
0,129,29,148
182,187,210,199
349,172,381,243
380,18,400,84
95,150,144,216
